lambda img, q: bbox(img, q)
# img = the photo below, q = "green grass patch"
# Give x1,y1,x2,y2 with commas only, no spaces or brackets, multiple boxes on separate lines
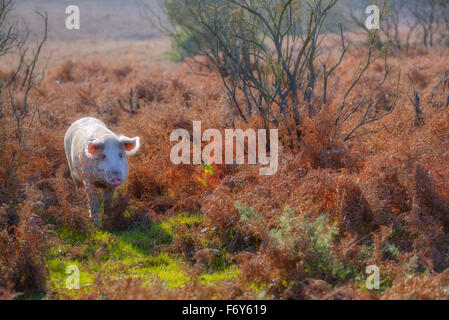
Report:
200,265,240,285
45,212,240,298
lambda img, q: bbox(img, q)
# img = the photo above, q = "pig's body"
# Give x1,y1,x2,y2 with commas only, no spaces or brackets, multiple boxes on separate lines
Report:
64,117,140,226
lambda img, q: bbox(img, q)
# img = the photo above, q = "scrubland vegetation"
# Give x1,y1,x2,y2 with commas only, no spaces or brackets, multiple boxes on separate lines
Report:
1,0,449,300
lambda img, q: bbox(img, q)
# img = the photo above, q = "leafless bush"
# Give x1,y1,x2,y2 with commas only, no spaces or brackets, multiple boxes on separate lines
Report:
0,1,21,57
150,0,399,152
0,1,49,295
0,4,47,205
335,49,401,141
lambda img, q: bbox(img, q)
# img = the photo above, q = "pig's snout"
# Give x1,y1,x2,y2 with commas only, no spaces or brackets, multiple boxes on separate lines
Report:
110,176,123,186
109,171,124,186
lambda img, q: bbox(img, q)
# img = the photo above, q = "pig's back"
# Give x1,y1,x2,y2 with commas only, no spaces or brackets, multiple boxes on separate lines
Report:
67,117,107,136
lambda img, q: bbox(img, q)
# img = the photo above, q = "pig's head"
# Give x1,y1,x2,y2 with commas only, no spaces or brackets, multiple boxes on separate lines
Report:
85,135,140,186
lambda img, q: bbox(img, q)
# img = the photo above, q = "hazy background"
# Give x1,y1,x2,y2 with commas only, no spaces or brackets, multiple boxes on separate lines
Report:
6,0,389,67
12,0,165,41
6,0,171,67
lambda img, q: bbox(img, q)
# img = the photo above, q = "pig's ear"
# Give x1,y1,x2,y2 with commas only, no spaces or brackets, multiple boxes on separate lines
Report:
85,140,104,158
120,136,140,155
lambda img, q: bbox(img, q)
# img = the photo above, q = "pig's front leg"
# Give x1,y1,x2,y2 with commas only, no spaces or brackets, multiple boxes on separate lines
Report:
85,183,100,227
103,187,116,217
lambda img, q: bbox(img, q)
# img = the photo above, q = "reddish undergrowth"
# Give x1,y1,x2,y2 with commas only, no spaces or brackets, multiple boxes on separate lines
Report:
1,45,449,299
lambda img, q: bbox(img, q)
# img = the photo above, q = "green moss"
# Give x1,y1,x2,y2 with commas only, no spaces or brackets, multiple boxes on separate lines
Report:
45,213,234,298
162,212,204,236
200,266,240,285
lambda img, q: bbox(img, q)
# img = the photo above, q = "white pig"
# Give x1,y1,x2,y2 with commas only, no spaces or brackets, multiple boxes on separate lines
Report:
64,117,140,226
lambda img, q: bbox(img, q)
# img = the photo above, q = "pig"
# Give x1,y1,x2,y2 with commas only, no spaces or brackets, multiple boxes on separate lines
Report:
64,117,140,226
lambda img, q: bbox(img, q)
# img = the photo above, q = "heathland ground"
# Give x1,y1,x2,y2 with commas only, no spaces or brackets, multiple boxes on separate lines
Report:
1,0,449,300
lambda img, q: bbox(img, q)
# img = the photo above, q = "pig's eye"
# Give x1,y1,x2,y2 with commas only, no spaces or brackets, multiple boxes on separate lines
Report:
100,154,107,161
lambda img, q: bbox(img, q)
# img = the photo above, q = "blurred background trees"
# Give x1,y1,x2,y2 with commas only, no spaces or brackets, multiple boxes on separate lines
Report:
345,0,449,48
